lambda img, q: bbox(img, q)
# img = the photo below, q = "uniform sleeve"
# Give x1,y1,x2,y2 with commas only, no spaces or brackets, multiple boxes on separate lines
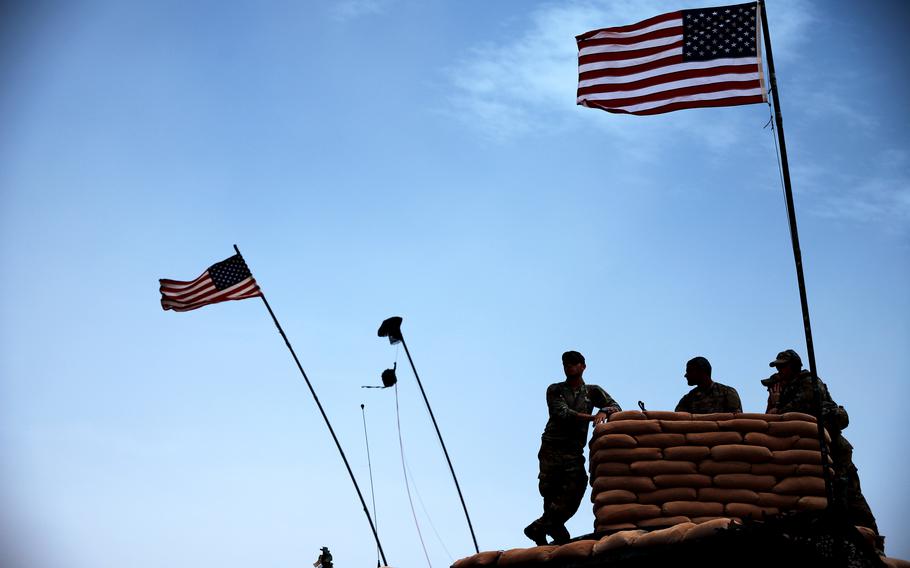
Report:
592,386,622,416
727,386,743,413
546,384,576,420
675,394,689,413
817,381,849,432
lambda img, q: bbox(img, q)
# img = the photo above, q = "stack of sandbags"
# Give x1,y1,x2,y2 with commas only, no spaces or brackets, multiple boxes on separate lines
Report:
589,410,831,533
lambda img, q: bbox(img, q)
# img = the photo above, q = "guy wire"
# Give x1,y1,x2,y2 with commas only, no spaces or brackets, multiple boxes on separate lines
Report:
767,99,796,245
361,403,380,568
395,383,433,568
404,456,455,562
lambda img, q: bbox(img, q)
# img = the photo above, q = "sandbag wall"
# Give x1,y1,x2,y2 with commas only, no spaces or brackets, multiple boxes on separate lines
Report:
590,410,831,533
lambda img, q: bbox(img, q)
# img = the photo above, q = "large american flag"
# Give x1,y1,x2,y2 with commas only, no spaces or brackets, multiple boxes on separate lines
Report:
577,2,767,116
160,253,262,312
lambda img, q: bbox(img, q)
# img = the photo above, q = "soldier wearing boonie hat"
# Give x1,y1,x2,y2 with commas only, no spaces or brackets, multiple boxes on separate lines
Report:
524,350,621,546
762,348,882,552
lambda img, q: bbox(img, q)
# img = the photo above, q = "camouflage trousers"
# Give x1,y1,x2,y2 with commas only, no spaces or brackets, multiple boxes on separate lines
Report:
834,457,878,534
526,443,588,543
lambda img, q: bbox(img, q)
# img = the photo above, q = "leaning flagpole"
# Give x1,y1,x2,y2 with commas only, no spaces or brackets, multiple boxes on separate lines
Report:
756,1,836,509
233,245,389,566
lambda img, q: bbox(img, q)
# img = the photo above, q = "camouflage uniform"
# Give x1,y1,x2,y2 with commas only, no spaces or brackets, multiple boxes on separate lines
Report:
675,381,742,413
526,381,621,543
766,369,879,533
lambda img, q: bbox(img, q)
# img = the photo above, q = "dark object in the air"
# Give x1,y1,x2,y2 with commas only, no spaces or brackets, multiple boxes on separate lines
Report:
378,316,404,345
381,362,398,387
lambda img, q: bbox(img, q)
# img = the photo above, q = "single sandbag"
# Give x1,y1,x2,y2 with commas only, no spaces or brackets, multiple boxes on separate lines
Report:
593,489,638,507
662,501,724,518
609,410,648,421
645,411,692,421
855,526,878,550
681,518,734,542
692,516,739,524
590,433,637,451
592,530,646,555
654,474,713,488
635,433,687,448
593,462,631,476
594,522,638,534
725,502,777,519
592,447,663,464
664,446,711,461
793,437,821,450
795,463,825,476
697,488,759,504
452,551,502,568
549,540,595,561
599,420,663,436
692,413,736,421
686,431,743,446
756,492,800,509
659,420,719,433
773,476,826,496
637,487,697,505
768,420,821,438
630,460,697,476
592,475,657,494
750,463,797,477
498,546,558,566
631,523,696,548
711,444,773,463
713,473,777,490
717,419,770,433
638,515,692,528
595,503,661,524
796,496,827,510
699,460,751,475
780,412,816,423
737,413,781,421
772,449,822,465
743,432,799,451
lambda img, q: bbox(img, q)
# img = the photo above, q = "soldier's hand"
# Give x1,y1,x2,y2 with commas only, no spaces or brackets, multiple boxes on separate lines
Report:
593,412,608,424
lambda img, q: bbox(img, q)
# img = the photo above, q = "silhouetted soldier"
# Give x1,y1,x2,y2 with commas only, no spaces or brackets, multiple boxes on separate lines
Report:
762,349,881,548
675,356,742,414
524,351,621,546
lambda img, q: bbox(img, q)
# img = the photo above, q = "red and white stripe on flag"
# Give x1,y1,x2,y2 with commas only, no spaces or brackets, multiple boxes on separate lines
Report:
577,3,767,116
160,254,262,312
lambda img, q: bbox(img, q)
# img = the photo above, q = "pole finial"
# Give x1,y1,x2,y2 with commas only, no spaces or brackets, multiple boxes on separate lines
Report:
378,316,404,345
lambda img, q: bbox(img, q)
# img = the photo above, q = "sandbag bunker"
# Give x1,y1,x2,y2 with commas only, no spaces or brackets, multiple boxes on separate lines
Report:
589,410,829,531
450,411,898,568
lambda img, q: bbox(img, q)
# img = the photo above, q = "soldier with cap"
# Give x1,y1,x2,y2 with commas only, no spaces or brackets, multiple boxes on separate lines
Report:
524,350,621,546
675,356,742,414
763,349,881,547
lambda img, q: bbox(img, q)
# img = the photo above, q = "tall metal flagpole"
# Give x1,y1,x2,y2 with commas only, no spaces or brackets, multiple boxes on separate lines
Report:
378,317,480,554
234,245,388,566
757,1,836,509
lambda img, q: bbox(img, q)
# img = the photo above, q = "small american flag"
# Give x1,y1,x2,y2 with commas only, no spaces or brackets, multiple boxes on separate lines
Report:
577,2,767,116
160,253,262,312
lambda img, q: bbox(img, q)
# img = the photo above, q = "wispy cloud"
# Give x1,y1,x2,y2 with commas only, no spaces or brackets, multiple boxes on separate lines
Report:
794,149,910,234
331,0,387,22
443,0,814,144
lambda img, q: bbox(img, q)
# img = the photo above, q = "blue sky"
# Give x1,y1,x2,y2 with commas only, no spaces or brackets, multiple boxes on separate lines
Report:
1,1,908,566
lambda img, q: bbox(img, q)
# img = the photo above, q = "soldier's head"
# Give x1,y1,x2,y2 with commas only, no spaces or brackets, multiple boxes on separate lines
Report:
562,350,586,379
685,356,712,386
769,349,802,379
